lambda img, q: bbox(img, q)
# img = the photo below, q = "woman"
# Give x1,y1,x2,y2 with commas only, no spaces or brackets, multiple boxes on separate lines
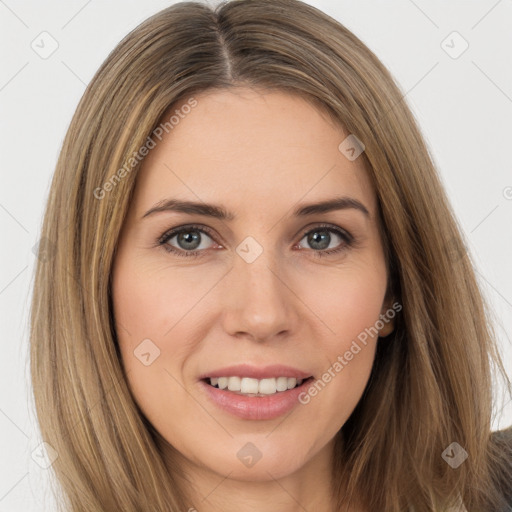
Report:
29,0,512,510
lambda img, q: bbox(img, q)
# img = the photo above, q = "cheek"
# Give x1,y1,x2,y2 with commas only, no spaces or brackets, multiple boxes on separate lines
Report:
111,256,224,427
112,256,218,351
111,264,197,440
294,264,386,413
298,261,387,347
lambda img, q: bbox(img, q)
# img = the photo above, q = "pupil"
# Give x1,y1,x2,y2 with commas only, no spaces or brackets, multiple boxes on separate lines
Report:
308,230,330,250
178,231,201,250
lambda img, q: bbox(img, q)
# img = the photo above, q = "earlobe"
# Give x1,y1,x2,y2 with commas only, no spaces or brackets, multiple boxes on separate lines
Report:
378,300,396,337
378,319,395,337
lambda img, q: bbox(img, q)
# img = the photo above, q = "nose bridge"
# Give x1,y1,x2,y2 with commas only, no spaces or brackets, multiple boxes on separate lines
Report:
220,241,297,340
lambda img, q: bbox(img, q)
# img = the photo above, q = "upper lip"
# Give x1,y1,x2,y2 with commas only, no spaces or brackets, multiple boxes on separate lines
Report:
199,364,313,380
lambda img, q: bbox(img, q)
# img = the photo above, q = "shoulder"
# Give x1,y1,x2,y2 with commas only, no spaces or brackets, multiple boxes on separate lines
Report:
491,427,512,511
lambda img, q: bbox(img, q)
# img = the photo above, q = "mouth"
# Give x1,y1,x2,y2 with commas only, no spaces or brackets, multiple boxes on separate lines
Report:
197,364,316,419
201,375,315,397
199,374,316,420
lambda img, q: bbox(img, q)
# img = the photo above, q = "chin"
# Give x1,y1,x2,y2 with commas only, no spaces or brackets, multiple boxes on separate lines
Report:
200,435,317,481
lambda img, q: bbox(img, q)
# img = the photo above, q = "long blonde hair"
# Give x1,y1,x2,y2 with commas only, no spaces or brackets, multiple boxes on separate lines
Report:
30,0,512,510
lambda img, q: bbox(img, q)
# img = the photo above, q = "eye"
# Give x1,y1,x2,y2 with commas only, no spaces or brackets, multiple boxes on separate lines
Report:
296,224,354,257
158,225,219,258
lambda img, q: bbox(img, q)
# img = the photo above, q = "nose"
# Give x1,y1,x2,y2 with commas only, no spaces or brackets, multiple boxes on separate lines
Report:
219,248,300,343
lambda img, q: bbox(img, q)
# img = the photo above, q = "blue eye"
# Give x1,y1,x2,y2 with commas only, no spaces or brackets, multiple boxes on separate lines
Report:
157,223,354,258
158,225,216,258
297,225,353,257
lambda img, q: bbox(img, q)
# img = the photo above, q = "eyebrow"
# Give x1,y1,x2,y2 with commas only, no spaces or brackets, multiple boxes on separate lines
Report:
141,196,370,220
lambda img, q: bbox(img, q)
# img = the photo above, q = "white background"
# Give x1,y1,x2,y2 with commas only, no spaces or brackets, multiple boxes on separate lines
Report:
1,0,511,510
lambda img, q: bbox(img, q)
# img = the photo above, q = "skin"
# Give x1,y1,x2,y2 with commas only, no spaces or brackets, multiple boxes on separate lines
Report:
111,87,394,512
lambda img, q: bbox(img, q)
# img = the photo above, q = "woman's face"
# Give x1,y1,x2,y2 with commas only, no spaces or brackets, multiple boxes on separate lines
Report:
112,87,391,486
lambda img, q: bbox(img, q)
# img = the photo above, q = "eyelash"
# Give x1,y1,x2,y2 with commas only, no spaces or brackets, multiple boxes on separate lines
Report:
156,223,355,259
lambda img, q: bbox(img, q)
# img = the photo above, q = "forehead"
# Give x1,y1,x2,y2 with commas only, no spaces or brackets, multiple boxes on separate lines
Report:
132,87,376,218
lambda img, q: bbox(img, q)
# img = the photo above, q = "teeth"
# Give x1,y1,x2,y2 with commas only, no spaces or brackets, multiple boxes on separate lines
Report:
227,376,241,391
241,378,259,394
276,377,288,392
207,376,307,395
258,378,277,394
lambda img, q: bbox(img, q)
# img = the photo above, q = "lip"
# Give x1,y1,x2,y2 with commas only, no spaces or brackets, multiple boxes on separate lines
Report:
199,376,314,420
198,364,312,380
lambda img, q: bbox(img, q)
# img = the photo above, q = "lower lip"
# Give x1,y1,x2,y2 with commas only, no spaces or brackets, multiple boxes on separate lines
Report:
199,378,314,420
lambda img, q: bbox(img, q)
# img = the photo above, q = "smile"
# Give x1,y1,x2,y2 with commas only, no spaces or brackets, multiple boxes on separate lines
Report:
206,376,305,396
198,364,315,419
